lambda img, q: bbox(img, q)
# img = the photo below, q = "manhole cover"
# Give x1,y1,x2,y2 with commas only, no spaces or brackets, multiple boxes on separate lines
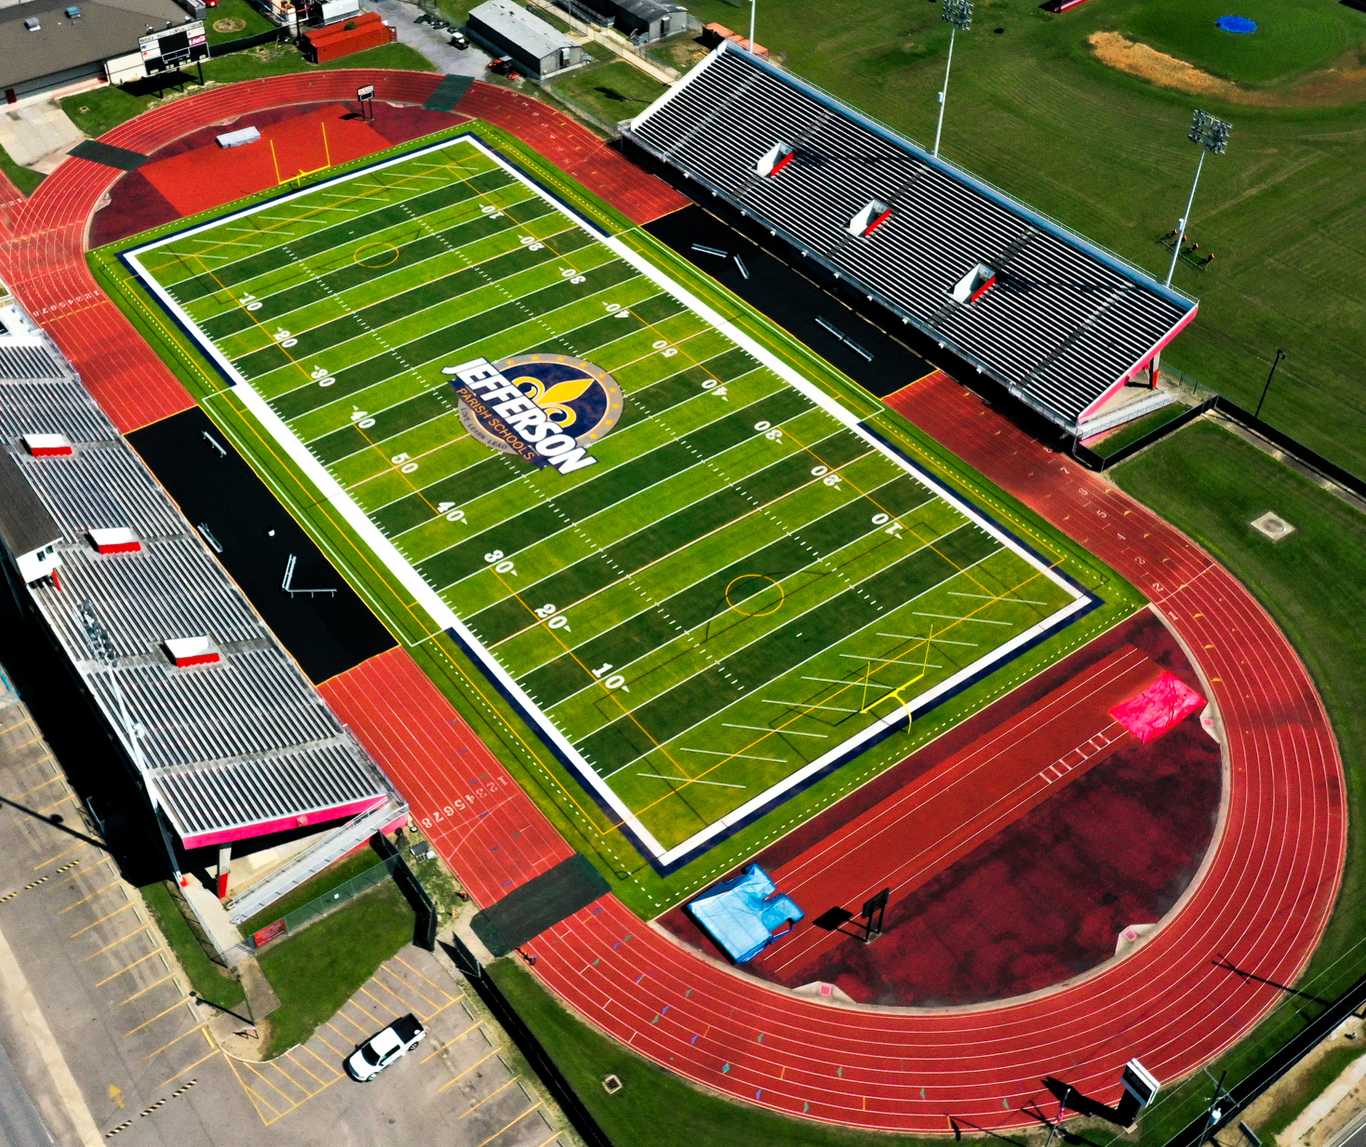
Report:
1250,511,1295,541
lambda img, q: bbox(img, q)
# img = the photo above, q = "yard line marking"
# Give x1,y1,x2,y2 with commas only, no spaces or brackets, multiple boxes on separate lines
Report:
876,630,978,648
681,747,786,764
637,770,748,790
837,656,944,669
762,700,860,714
913,611,1012,626
724,722,828,739
949,590,1048,606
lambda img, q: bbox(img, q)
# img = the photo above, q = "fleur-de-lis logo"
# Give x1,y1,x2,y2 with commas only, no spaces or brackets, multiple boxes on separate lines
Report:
509,372,598,430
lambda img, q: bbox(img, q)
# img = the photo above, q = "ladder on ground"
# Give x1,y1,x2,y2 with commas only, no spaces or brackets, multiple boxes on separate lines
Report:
224,797,405,925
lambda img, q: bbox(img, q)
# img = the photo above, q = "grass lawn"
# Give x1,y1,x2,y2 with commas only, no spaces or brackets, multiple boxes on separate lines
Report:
1085,401,1191,458
0,144,45,197
547,59,667,129
257,881,415,1056
60,42,433,139
203,0,278,44
1113,419,1364,978
487,956,958,1147
141,881,246,1011
239,846,387,938
675,0,1366,475
1260,1044,1366,1145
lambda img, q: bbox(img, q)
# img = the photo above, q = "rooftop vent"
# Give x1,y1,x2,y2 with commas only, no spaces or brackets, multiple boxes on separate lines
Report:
849,199,891,238
164,636,220,668
951,262,997,304
22,433,72,457
88,527,141,555
756,141,794,177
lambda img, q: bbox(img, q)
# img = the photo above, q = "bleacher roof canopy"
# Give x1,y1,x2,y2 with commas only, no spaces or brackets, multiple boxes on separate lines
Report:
0,301,394,850
625,45,1197,432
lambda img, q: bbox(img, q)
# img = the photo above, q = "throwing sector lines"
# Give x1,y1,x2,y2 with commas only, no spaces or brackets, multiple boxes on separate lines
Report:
122,134,1093,866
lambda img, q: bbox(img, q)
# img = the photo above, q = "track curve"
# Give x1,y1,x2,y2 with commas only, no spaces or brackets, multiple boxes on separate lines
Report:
0,75,1344,1134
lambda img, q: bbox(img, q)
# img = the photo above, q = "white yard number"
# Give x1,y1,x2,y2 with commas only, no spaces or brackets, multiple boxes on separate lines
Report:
535,603,570,631
593,663,628,691
518,235,544,252
755,420,783,442
391,451,418,474
872,512,903,538
311,364,336,388
239,293,262,312
480,204,503,219
560,268,587,285
350,408,376,430
701,379,728,399
485,550,516,575
652,338,678,358
437,502,466,525
273,328,297,348
812,464,840,487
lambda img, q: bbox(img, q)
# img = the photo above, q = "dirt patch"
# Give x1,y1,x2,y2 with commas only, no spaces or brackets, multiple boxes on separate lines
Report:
212,15,247,33
1088,31,1366,107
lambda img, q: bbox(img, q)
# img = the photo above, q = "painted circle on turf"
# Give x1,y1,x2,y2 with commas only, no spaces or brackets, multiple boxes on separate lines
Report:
354,242,400,268
458,353,624,463
724,573,785,618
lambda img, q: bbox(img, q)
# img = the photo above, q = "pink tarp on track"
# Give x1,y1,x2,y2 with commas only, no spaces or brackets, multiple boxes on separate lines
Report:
1110,671,1205,743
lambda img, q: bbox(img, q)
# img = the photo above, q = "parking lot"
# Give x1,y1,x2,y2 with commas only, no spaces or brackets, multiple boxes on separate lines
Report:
0,687,571,1147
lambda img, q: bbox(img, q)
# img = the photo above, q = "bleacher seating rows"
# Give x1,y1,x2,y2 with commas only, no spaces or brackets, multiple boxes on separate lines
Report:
627,47,1191,427
2,337,392,843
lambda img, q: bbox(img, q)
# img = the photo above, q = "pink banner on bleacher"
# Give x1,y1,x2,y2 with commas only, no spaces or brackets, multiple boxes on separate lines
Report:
1109,672,1205,744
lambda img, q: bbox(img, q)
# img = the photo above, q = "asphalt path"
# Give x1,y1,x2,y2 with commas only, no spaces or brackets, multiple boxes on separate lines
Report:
0,1024,55,1146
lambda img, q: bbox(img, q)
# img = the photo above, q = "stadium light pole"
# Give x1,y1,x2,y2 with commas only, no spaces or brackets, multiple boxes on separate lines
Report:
1165,109,1231,288
933,0,973,158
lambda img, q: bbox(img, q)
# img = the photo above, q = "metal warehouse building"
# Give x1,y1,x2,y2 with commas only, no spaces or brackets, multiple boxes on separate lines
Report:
466,0,588,80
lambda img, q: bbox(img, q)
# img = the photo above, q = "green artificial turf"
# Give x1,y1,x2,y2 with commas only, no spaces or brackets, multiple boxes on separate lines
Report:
1114,419,1364,978
60,42,433,139
675,0,1366,475
92,122,1139,912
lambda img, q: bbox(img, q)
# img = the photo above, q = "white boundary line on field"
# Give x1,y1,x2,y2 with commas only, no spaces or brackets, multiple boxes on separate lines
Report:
123,133,1091,868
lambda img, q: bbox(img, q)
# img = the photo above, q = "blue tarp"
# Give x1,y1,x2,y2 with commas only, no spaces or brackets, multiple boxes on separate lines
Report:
686,864,804,964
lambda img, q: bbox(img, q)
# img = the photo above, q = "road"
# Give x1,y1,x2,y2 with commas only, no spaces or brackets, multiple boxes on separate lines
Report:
0,1037,53,1147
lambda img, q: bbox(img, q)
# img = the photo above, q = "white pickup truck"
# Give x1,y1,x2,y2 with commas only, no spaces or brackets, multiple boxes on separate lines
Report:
345,1014,426,1082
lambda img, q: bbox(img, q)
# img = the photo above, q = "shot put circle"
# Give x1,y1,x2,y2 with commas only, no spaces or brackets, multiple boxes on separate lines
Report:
213,15,246,32
724,573,784,618
354,242,400,268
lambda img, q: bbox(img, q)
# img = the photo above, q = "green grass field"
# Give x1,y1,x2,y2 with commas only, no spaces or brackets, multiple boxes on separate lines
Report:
119,134,1089,866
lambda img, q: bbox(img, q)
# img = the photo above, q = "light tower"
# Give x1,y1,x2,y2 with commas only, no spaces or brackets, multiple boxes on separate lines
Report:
1165,109,1232,287
933,0,973,158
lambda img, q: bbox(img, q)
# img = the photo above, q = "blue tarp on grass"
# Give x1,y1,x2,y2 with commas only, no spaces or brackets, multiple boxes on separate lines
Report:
687,864,803,964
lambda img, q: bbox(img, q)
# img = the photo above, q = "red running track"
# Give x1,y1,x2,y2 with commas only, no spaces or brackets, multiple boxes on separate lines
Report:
0,78,1345,1133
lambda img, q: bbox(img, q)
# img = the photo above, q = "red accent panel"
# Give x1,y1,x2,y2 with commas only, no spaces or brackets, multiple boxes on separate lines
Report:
172,651,221,668
969,274,998,303
179,794,386,850
216,870,230,900
769,150,796,177
95,540,142,554
862,208,893,237
28,445,73,457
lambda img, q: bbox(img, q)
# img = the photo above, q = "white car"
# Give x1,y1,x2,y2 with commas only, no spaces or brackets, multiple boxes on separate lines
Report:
345,1014,426,1082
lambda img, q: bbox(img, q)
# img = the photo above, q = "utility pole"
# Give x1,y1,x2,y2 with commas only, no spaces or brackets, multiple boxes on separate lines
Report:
748,0,756,54
933,0,973,158
1165,109,1231,288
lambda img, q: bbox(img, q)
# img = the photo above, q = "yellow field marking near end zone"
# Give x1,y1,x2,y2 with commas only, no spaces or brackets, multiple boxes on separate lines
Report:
724,572,784,618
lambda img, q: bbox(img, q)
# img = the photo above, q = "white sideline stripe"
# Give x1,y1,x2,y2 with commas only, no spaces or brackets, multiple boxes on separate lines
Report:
637,772,746,790
876,630,978,648
124,133,1089,868
914,611,1012,626
833,657,943,670
681,748,785,764
723,722,827,740
950,590,1048,607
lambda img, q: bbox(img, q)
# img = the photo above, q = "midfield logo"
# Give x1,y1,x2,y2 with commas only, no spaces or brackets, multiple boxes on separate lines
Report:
444,354,624,476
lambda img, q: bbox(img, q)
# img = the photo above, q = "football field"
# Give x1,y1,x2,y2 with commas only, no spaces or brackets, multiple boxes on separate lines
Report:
122,134,1092,866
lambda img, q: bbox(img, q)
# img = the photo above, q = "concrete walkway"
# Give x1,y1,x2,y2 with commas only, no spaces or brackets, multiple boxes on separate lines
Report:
0,99,84,171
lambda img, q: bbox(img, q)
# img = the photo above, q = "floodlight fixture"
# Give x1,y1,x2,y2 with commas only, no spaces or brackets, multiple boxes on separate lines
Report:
932,0,974,157
1165,108,1232,287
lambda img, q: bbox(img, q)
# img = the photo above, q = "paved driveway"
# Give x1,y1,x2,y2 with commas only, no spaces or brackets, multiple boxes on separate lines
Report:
363,0,492,76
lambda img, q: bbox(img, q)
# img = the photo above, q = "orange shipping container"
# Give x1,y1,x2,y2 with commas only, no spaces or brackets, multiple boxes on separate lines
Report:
302,12,395,63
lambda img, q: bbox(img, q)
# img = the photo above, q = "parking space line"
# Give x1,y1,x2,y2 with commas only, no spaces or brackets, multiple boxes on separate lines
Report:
315,1025,350,1056
34,840,88,869
356,984,398,1014
460,1074,520,1118
419,997,462,1025
330,1008,370,1035
299,1043,342,1077
261,1076,342,1127
12,771,61,798
287,1048,333,1087
0,716,35,737
478,1103,542,1147
156,1036,218,1090
60,877,121,913
373,963,444,1012
224,1057,284,1123
69,897,134,936
421,1021,478,1062
83,925,151,960
119,972,177,1006
125,997,194,1037
37,791,77,815
437,1047,500,1094
242,1060,304,1108
531,1132,560,1147
95,947,165,987
392,952,458,1000
144,1022,209,1062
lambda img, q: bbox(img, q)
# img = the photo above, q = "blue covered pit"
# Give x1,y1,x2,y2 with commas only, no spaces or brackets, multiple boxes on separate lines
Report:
687,864,804,964
1216,15,1258,34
